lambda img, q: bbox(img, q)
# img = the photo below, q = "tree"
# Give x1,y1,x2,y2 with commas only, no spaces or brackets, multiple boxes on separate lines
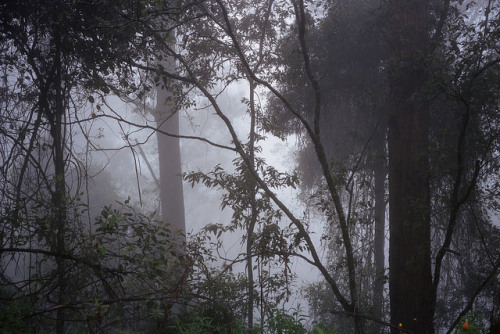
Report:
155,51,186,239
0,1,170,332
144,0,374,330
2,0,499,333
264,0,500,333
428,1,500,330
385,0,500,332
385,0,434,332
264,1,390,331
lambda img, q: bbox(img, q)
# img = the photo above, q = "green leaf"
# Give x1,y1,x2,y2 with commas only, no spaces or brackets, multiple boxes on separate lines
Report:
98,244,107,255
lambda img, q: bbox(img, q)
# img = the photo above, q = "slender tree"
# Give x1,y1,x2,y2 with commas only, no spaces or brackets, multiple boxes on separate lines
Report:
0,1,154,331
266,1,389,330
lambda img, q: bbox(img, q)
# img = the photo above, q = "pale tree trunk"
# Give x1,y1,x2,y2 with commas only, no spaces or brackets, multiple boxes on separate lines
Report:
154,53,186,240
154,49,186,325
373,125,386,334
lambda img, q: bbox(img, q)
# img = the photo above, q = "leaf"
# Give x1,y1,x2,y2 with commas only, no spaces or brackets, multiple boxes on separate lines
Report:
98,244,107,255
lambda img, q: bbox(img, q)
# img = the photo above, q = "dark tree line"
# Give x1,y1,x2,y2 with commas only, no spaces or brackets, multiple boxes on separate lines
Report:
268,0,500,333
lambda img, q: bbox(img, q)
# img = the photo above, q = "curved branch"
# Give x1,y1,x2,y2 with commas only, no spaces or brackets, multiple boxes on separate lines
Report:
64,112,237,152
128,0,353,312
291,0,358,310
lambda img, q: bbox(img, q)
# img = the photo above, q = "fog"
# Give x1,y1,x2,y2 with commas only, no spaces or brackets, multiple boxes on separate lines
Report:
1,0,499,333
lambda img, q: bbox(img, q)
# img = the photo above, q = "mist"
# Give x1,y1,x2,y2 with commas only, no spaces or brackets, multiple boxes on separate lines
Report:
1,0,499,333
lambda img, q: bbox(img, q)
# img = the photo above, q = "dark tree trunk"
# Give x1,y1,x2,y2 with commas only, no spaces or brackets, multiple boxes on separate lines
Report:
53,105,67,334
387,0,434,333
52,29,67,334
246,78,257,331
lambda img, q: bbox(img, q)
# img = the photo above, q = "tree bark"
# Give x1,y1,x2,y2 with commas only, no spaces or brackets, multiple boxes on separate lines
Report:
373,125,386,333
154,51,186,324
387,0,434,333
52,28,67,334
154,54,186,241
246,78,257,331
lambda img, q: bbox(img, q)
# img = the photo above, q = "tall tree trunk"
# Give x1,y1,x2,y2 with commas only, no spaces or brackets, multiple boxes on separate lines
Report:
53,102,67,334
387,0,434,333
154,51,186,326
52,29,67,334
246,78,258,331
373,125,386,333
154,54,185,240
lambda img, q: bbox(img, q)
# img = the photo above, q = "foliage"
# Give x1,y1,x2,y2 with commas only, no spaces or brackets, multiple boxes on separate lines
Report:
184,268,249,331
172,316,229,334
0,288,32,334
170,307,312,334
453,312,488,334
313,322,338,334
1,0,500,333
1,193,190,332
269,0,500,331
185,154,302,316
266,307,308,334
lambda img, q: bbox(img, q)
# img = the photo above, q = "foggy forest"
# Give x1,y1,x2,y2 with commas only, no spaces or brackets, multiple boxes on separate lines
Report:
1,0,499,333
